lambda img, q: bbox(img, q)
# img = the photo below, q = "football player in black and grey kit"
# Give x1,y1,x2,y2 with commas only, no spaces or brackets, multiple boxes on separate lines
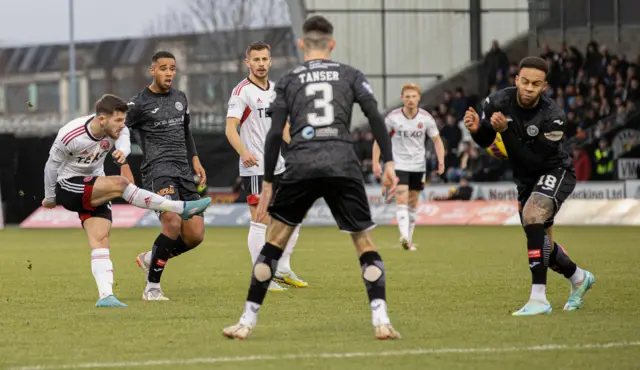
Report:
126,51,209,301
465,56,595,316
223,15,401,341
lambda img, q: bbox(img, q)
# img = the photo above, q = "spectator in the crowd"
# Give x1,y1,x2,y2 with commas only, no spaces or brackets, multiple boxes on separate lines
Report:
450,87,468,121
445,141,471,183
485,40,509,86
444,176,474,201
584,41,602,78
540,44,556,60
443,90,453,108
626,79,640,101
593,138,615,180
572,145,591,181
440,114,462,153
565,110,578,138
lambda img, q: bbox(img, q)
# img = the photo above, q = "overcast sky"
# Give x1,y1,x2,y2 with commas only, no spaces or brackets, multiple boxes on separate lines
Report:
0,0,182,46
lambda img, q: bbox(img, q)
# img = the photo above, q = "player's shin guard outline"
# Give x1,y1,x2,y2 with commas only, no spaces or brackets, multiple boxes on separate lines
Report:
524,224,548,285
246,243,283,305
549,242,578,278
359,251,387,302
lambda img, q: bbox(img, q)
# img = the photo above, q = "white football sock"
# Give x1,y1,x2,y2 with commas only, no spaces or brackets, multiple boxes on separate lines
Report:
248,222,267,265
145,282,161,292
408,207,417,243
143,251,152,265
569,267,585,293
123,184,184,213
278,224,301,273
396,204,410,241
530,284,547,302
371,298,390,326
91,248,114,299
240,301,260,327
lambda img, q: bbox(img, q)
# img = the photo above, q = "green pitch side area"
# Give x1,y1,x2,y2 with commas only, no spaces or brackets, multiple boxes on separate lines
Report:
1,226,638,369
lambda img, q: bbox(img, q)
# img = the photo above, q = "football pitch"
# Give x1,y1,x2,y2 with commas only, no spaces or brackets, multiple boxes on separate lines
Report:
1,225,639,370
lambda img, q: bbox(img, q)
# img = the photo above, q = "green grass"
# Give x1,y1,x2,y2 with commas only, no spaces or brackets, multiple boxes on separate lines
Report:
1,226,639,369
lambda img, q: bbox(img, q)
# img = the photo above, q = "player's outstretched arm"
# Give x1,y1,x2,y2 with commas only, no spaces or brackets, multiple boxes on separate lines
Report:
283,123,292,145
499,112,566,172
466,99,497,148
360,99,397,198
115,126,131,158
42,145,65,207
432,135,446,175
184,113,206,186
120,163,135,185
225,117,258,167
371,141,382,178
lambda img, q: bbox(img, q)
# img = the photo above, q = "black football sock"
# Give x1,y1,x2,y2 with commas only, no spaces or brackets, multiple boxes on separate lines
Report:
549,242,578,278
524,224,548,285
147,233,175,284
359,251,387,302
246,243,283,305
169,235,197,258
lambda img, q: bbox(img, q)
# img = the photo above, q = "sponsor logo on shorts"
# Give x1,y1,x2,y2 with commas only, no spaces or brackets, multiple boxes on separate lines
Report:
157,185,175,196
83,176,94,183
156,259,166,267
528,249,541,258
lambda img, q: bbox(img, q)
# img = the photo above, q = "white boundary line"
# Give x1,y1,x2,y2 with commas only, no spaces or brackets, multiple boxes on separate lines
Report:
9,341,640,370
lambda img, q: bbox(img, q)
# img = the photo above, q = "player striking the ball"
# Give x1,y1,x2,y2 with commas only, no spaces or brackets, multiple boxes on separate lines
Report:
127,51,209,301
372,83,445,251
464,56,595,316
226,41,307,292
42,94,211,307
223,15,401,340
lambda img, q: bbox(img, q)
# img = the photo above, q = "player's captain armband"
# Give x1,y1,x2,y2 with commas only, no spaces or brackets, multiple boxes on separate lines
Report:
544,131,564,141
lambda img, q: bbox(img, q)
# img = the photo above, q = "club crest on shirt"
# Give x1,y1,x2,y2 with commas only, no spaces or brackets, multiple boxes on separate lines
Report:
418,123,424,129
100,139,110,150
527,125,539,136
175,102,184,111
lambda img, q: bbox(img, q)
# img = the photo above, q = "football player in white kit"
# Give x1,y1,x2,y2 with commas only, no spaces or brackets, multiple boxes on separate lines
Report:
42,94,211,307
372,84,445,250
225,42,308,291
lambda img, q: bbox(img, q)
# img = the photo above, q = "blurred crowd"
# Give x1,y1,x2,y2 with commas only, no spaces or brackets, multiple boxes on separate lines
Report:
354,40,640,184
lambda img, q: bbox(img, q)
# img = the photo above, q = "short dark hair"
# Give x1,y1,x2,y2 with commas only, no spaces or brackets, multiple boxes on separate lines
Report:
245,41,271,58
302,16,334,50
303,15,334,35
151,51,176,64
518,56,549,77
95,94,129,116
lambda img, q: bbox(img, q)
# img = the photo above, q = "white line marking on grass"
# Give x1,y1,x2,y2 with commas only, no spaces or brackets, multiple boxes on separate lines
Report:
10,341,640,370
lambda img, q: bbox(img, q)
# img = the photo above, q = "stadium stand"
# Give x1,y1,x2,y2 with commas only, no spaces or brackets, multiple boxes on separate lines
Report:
356,41,640,184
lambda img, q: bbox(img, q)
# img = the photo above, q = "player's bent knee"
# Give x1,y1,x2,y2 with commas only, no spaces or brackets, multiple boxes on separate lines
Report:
112,175,130,191
363,265,383,282
253,263,272,282
182,233,204,247
161,214,182,237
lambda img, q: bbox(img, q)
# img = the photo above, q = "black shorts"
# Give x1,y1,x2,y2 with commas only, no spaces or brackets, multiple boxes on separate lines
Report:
396,170,425,191
268,177,375,233
517,168,576,228
146,176,202,218
56,176,112,225
241,174,282,206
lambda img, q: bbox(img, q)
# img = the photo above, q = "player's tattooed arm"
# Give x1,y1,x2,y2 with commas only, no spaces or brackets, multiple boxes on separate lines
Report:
501,111,566,172
522,193,555,226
